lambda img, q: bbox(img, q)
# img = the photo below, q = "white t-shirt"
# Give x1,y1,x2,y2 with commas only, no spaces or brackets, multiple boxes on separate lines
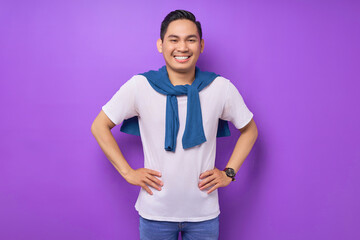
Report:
102,74,253,222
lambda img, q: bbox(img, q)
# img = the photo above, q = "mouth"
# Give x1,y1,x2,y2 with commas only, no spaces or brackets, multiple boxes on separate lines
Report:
174,55,191,63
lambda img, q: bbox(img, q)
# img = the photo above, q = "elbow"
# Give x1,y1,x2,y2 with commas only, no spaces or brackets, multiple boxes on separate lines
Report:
91,118,113,138
246,124,258,145
253,122,258,138
251,120,258,142
91,110,115,138
91,120,98,137
241,118,258,143
253,126,258,143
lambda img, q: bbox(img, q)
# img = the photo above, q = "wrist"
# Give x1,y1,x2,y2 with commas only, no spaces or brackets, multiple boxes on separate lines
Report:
121,167,133,178
223,167,236,181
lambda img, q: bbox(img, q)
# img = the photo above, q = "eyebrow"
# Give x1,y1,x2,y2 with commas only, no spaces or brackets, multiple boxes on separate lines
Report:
167,34,198,39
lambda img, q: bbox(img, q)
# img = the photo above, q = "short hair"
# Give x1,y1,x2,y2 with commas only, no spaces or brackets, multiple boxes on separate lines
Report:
160,10,202,42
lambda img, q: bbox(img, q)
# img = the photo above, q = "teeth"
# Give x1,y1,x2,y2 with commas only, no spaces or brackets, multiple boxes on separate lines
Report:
175,56,190,60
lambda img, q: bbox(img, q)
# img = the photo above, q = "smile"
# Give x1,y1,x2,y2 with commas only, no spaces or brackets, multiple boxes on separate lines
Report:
174,55,191,63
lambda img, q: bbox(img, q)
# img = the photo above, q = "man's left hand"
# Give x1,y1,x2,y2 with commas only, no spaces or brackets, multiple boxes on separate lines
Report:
199,167,232,194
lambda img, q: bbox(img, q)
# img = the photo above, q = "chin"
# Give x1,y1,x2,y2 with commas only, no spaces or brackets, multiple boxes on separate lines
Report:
168,63,195,73
173,67,193,73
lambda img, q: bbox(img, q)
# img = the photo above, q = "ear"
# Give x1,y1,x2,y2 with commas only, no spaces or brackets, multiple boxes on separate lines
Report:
200,39,204,53
156,38,163,53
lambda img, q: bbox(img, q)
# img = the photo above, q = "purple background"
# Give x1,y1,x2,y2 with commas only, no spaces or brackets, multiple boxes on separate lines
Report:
1,0,359,239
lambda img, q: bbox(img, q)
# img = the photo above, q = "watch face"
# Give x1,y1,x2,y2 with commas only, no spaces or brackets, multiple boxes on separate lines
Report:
226,168,236,177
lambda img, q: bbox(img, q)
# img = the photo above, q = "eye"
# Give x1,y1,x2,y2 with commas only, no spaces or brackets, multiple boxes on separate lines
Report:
170,39,177,43
188,39,196,42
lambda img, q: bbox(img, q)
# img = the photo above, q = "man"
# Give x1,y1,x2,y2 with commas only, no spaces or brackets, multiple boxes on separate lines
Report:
91,10,258,240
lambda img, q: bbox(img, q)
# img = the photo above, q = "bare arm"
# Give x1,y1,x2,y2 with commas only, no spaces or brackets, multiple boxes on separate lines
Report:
225,118,258,173
199,118,258,194
91,110,163,195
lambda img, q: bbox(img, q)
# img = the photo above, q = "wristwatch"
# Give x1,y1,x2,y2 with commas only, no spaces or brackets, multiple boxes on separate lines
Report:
223,167,236,181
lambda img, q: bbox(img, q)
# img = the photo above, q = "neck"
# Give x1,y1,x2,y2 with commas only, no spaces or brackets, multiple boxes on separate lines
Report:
165,65,196,86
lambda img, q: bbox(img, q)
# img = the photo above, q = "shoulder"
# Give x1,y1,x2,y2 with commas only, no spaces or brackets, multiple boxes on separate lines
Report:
213,75,230,84
199,76,230,99
126,74,155,94
120,74,148,89
210,76,231,90
128,74,147,83
132,74,150,86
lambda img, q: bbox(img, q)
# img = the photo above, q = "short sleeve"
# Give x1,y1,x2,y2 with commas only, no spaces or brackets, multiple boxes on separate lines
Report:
220,80,253,129
102,76,139,125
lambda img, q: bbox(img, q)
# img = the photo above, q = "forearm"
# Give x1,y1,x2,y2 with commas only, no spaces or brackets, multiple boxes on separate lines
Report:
225,120,258,173
91,124,132,178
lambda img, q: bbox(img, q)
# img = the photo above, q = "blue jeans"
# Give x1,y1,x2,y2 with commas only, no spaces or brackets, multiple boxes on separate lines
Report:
139,215,219,240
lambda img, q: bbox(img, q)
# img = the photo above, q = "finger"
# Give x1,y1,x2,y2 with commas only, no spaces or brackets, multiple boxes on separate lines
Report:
147,169,162,177
198,175,216,187
199,170,213,179
207,183,220,194
144,178,162,191
200,178,217,190
142,184,153,195
146,175,164,186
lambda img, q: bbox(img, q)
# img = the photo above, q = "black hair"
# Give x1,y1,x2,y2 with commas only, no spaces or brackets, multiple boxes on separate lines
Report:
160,10,202,42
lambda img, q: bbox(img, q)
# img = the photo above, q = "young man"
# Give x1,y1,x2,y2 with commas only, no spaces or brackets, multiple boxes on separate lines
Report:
91,10,258,240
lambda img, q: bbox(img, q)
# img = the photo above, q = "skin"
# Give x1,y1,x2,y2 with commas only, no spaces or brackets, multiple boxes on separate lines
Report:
91,19,258,195
156,19,204,86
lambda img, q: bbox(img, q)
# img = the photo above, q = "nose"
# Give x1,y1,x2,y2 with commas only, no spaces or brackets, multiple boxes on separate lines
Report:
177,40,189,52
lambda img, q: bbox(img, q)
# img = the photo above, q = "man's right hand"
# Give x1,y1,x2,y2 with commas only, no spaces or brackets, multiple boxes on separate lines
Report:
123,168,163,195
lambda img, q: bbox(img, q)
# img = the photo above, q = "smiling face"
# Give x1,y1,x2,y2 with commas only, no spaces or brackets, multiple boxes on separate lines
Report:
157,19,204,75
